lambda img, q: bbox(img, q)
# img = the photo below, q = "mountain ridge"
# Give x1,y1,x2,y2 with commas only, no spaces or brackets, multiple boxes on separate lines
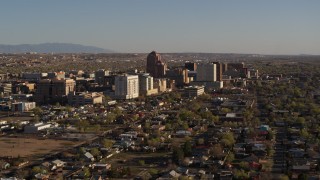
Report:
0,43,114,53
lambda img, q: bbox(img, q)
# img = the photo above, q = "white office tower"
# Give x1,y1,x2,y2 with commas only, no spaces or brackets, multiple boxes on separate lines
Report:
115,74,139,99
197,63,217,81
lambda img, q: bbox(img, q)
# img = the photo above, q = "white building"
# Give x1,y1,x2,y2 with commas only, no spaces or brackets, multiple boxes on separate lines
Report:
197,63,217,82
115,74,139,99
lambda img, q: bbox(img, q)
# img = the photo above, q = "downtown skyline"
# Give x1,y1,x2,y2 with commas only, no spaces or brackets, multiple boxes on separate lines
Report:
1,0,320,55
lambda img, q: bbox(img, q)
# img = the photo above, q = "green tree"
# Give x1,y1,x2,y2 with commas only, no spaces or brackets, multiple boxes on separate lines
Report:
233,169,249,179
225,152,234,163
221,132,235,147
90,147,100,157
83,167,91,178
102,139,114,149
32,107,42,116
31,166,42,175
106,112,117,123
183,140,192,157
172,147,184,164
279,175,290,180
93,124,101,132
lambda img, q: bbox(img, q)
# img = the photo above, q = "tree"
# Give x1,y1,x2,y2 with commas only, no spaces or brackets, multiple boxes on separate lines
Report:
106,112,117,123
77,120,90,132
209,144,224,159
279,175,289,180
279,175,290,180
32,107,42,116
300,129,310,139
266,130,274,140
225,152,234,163
83,167,91,178
221,132,235,147
183,140,192,157
298,173,308,180
239,161,250,171
233,169,249,179
138,160,145,166
221,108,231,113
90,147,100,157
172,147,184,164
31,166,44,175
197,138,205,145
93,124,101,132
102,139,114,149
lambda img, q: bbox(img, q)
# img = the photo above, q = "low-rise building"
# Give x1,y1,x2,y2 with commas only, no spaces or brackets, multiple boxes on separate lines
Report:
68,92,103,106
24,122,51,133
11,102,36,112
183,86,205,97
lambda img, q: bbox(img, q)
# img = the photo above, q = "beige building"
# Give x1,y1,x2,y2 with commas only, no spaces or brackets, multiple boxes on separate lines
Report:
139,73,158,96
68,92,103,106
35,79,75,104
154,78,167,93
184,86,205,97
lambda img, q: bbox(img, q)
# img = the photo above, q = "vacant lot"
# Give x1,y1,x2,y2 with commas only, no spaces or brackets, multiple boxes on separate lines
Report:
0,137,76,158
0,116,34,123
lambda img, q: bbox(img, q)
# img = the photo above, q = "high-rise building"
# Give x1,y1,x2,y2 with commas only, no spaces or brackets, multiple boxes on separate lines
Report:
115,74,139,99
228,63,245,71
185,62,197,71
95,69,110,85
212,62,223,81
146,51,167,78
154,78,167,93
48,71,66,79
35,79,75,104
138,73,158,96
166,68,189,87
197,63,217,82
222,63,228,73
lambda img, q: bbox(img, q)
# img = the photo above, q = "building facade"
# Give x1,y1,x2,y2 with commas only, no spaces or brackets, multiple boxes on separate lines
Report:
146,51,167,78
197,63,217,82
184,86,205,97
68,92,103,106
11,102,36,112
95,69,110,85
138,73,158,96
35,79,75,104
115,75,139,99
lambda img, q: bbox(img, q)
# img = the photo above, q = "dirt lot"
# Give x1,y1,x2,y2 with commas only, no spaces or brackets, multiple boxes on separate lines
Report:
0,116,34,123
0,137,76,158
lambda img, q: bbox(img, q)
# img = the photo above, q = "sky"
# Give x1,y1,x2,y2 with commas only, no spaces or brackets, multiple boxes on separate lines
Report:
0,0,320,55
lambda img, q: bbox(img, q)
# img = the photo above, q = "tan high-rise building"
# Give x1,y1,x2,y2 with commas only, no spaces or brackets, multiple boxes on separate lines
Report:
146,51,167,78
35,79,75,104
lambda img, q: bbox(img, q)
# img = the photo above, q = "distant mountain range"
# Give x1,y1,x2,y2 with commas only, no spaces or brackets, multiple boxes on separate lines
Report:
0,43,114,53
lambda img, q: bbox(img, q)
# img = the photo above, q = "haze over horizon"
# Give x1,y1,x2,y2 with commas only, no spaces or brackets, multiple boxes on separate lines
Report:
1,0,319,55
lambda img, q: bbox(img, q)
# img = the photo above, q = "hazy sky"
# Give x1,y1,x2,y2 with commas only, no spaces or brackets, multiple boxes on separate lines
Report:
1,0,319,54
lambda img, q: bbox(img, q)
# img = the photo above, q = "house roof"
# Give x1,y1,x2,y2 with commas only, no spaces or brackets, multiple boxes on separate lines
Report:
84,152,94,159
